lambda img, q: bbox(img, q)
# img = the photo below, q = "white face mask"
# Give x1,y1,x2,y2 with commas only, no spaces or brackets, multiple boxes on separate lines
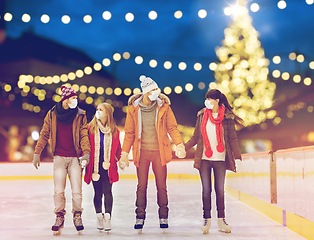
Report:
95,110,104,120
204,99,214,109
148,90,159,101
68,99,78,109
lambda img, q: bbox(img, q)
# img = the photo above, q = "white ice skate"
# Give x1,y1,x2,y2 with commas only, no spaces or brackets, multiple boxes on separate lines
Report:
104,213,111,233
96,213,104,232
201,218,211,234
73,211,84,235
134,218,144,234
51,213,64,236
159,218,168,233
218,218,231,233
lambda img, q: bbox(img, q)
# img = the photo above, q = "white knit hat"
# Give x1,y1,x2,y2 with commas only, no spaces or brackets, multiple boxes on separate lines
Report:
139,75,158,94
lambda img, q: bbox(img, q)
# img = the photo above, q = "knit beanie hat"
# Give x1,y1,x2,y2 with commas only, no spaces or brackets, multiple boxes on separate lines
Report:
139,75,158,94
60,86,77,101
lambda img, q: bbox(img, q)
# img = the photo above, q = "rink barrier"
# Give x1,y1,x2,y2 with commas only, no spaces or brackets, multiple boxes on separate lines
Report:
225,146,314,240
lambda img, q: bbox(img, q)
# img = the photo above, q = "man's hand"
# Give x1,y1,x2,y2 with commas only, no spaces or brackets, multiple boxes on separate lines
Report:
175,143,186,158
79,153,90,168
120,151,130,169
33,154,40,169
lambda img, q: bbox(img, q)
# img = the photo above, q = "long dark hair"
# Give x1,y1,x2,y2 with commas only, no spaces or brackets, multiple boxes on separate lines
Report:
205,89,243,127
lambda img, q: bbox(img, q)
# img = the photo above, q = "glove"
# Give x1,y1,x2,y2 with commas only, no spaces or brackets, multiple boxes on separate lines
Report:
79,153,90,168
118,160,127,171
120,151,130,168
33,153,40,169
175,143,186,158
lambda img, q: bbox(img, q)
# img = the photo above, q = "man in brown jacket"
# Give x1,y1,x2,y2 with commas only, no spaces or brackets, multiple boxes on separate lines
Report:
32,86,90,235
120,75,186,233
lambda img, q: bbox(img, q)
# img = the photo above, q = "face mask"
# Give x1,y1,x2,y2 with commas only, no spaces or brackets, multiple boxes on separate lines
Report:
95,110,104,120
68,99,78,109
148,90,159,101
204,99,214,109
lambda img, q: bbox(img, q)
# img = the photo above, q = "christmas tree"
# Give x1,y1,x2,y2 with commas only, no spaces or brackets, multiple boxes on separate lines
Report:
212,0,276,127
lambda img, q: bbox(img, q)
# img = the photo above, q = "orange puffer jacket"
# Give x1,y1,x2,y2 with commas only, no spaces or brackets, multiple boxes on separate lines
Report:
122,93,183,167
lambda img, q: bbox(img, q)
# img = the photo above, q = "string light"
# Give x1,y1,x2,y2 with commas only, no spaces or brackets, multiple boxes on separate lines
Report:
174,10,183,19
198,9,207,18
277,1,287,9
148,11,157,20
22,13,31,23
83,15,92,23
125,13,134,22
4,13,13,21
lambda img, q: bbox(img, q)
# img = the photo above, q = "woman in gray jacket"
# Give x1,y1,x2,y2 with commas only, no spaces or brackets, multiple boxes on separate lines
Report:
185,89,242,234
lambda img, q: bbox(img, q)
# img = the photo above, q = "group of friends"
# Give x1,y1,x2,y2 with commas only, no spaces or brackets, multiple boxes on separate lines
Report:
32,75,242,235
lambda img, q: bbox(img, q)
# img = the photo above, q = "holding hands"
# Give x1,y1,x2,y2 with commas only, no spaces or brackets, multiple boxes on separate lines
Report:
119,151,130,171
79,153,90,168
175,143,186,159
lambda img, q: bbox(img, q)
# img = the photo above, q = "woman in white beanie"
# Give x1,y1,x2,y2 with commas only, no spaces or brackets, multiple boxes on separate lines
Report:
84,103,127,232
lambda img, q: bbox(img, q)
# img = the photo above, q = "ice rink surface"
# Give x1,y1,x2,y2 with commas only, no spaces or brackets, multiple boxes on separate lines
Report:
0,178,306,240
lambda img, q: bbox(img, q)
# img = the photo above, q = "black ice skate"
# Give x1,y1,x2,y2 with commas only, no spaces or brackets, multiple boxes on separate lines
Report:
159,218,168,233
134,218,144,234
73,211,84,234
51,212,64,236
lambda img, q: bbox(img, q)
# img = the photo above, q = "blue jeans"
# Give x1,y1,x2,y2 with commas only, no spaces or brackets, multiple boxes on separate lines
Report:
135,150,168,220
199,160,226,219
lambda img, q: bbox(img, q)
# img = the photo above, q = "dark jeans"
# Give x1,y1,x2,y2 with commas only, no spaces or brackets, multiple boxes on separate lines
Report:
92,169,113,215
199,160,226,219
135,149,168,220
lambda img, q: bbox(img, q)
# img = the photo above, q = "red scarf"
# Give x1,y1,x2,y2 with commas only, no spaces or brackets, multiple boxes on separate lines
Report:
201,105,225,158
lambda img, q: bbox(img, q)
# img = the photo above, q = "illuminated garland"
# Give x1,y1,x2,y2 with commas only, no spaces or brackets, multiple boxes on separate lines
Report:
2,0,313,23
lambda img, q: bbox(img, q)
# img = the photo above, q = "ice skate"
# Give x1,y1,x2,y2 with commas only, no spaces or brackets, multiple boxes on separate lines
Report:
51,212,64,236
96,213,104,232
134,218,144,234
201,218,211,234
218,218,231,233
104,213,111,232
159,218,168,233
73,211,84,234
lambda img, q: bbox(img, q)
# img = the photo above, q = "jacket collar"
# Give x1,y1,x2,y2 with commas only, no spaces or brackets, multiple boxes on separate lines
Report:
128,93,171,107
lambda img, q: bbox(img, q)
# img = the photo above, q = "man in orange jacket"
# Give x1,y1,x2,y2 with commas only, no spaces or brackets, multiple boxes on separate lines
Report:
120,75,186,233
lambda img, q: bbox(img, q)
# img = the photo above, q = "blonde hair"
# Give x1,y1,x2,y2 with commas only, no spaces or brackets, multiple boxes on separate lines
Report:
88,102,117,137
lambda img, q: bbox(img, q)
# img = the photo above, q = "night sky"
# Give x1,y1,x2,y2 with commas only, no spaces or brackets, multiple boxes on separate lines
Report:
3,0,314,105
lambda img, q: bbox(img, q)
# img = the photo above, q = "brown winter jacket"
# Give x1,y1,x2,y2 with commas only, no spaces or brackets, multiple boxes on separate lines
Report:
122,93,183,167
34,106,90,157
184,108,242,172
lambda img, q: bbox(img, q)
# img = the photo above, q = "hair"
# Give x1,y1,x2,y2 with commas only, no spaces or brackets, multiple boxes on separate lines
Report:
88,102,117,137
205,89,243,127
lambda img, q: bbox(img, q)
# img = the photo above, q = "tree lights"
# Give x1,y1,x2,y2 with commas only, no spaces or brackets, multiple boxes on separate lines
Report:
213,1,276,127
